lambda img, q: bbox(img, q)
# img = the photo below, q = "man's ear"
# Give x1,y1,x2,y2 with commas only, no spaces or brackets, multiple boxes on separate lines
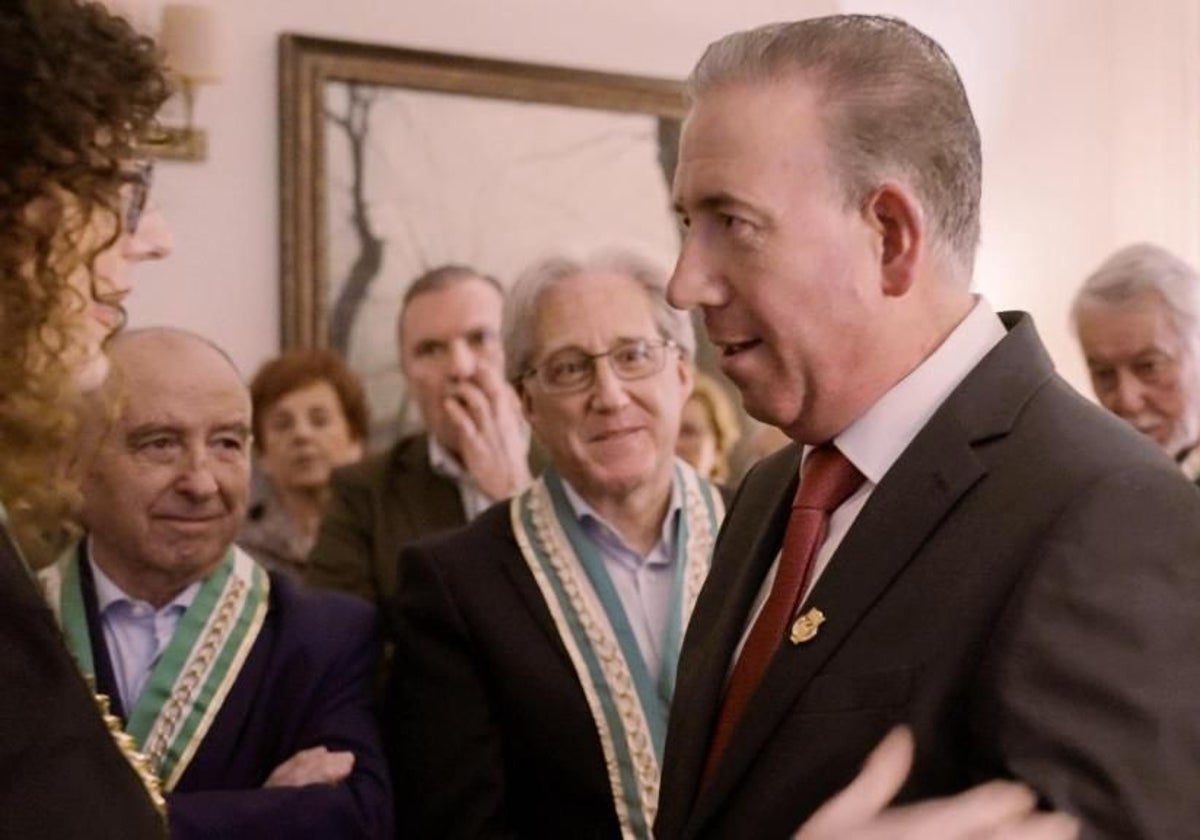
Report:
862,182,924,298
517,382,535,423
678,355,695,396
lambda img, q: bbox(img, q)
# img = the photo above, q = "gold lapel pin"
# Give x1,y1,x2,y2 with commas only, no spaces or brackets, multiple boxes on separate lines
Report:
790,607,826,645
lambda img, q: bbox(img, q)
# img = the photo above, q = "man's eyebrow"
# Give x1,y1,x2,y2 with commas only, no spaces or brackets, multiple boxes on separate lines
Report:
125,422,182,442
674,191,760,217
212,422,251,439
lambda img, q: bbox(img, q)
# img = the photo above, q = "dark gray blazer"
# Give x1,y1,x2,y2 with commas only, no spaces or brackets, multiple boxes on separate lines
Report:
306,433,466,618
656,312,1200,840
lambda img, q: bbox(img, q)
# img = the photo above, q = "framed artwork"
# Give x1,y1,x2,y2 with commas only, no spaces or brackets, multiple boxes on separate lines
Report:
279,34,686,442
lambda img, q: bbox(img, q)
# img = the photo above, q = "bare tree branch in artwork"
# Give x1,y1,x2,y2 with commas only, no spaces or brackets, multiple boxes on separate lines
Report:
325,83,384,356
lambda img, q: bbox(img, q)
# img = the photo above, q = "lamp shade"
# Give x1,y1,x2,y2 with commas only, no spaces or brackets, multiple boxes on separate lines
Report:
158,3,221,83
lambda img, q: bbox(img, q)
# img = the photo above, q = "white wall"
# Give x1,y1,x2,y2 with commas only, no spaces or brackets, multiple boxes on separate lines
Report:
117,0,1200,398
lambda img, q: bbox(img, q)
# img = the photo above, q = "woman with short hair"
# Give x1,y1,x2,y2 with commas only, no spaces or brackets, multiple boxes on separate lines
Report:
241,348,368,578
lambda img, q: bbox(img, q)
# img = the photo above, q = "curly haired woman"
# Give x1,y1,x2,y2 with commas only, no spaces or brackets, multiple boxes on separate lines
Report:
0,1,174,835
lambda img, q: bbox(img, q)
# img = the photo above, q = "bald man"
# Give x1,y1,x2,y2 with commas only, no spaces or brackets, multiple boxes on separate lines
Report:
41,329,391,840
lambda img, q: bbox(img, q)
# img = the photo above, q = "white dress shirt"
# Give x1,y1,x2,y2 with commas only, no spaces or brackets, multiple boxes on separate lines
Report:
737,297,1006,654
428,437,496,521
90,551,199,713
561,473,683,682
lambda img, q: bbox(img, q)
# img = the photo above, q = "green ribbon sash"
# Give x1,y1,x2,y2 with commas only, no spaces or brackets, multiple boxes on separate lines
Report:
511,463,724,839
41,545,269,790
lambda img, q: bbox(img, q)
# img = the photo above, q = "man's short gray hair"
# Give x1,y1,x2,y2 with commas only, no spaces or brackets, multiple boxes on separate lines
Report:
688,15,981,273
1071,242,1200,360
503,251,696,384
396,264,503,346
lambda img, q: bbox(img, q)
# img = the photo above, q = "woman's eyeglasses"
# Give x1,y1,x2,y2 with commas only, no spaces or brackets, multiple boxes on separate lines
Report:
122,159,155,236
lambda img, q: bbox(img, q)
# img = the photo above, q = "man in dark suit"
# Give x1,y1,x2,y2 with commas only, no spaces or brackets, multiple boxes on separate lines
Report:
659,15,1200,839
1072,243,1200,483
45,328,391,839
387,255,1063,840
307,265,531,617
388,253,723,838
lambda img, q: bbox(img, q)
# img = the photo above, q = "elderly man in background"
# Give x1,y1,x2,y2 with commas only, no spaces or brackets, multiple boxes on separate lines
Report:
1072,242,1200,481
658,14,1197,839
43,329,392,839
307,264,531,615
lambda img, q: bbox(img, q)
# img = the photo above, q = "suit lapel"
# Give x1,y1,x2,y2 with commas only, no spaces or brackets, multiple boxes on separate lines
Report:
493,508,581,673
75,549,128,721
680,312,1056,835
659,446,801,834
387,435,467,539
691,414,985,826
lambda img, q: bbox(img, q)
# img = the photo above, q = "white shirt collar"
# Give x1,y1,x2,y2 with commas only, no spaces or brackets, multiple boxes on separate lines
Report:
833,296,1007,484
427,435,498,520
559,465,683,558
88,540,201,615
427,435,465,482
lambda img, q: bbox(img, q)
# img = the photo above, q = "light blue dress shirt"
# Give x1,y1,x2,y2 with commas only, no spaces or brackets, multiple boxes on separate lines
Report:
89,552,199,713
560,474,683,682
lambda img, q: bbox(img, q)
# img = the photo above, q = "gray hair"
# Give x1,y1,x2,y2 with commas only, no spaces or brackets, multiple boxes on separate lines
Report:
396,263,503,345
688,15,982,273
503,251,696,384
1071,243,1200,359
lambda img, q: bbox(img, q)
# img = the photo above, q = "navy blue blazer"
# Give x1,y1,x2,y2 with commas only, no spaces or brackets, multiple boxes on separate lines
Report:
80,560,393,839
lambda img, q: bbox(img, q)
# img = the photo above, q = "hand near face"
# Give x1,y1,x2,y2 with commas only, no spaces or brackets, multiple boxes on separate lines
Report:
794,728,1080,840
263,746,355,788
442,363,532,502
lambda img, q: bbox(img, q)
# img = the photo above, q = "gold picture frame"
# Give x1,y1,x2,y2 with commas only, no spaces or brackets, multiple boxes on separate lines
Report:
278,34,686,439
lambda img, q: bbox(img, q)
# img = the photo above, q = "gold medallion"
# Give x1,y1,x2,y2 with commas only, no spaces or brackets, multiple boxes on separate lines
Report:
790,608,826,645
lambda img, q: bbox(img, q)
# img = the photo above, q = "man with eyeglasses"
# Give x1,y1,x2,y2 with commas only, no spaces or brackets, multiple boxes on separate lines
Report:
1072,243,1200,482
386,253,725,838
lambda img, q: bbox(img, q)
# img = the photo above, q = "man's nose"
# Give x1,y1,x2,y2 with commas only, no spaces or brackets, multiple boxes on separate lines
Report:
445,339,477,379
124,208,174,262
589,358,633,411
668,233,724,311
176,450,220,498
1108,369,1147,417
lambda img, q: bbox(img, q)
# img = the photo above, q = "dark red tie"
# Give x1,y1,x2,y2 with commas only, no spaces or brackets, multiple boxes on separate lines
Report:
700,444,864,788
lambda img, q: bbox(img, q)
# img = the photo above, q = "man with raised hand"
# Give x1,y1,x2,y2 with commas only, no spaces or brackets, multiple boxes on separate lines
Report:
308,265,531,617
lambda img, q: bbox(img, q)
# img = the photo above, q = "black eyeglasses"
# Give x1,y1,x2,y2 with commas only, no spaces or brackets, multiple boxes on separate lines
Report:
521,338,680,394
122,159,154,236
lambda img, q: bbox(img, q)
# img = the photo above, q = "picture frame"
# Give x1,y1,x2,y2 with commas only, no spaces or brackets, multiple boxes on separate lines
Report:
278,34,687,440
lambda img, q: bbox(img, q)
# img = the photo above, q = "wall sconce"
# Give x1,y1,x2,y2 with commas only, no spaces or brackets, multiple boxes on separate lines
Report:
147,4,221,161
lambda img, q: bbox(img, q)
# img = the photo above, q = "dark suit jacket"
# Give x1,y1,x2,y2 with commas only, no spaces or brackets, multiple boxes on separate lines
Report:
0,525,165,840
80,563,392,840
307,434,467,619
656,312,1200,840
387,503,623,839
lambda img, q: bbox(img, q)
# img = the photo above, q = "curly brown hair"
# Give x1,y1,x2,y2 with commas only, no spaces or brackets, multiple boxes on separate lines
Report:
0,0,168,565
